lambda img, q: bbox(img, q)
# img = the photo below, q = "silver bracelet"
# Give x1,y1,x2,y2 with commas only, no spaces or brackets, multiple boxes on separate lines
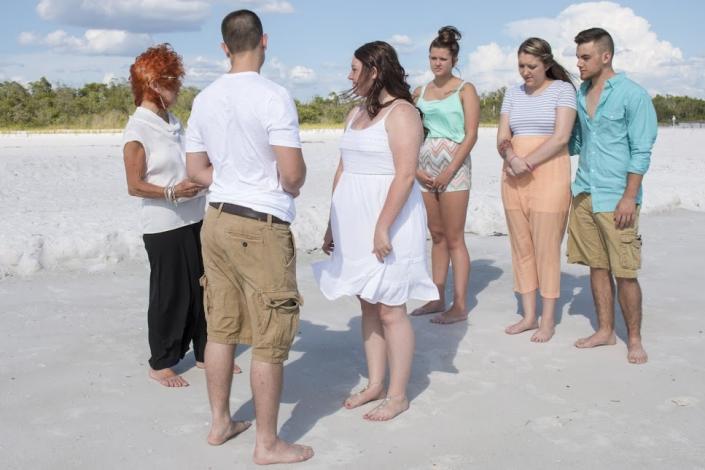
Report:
169,184,178,207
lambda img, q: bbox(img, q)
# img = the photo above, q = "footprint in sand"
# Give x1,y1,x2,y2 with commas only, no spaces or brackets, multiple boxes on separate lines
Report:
668,396,699,407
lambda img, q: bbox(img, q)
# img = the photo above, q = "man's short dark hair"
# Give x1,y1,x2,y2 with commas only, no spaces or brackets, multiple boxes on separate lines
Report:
221,9,263,54
574,27,614,56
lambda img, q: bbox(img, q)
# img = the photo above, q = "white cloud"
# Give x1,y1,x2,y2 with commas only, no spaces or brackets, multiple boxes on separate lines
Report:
408,69,434,89
102,72,117,84
184,56,229,85
464,1,703,97
260,1,294,13
289,65,316,84
464,42,517,92
237,0,295,14
18,32,39,46
36,0,210,33
18,29,153,56
390,34,413,47
263,57,317,88
182,56,316,90
388,34,420,54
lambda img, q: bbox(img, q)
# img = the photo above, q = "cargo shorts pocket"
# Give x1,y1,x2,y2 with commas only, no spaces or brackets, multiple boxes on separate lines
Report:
258,290,302,349
619,232,642,270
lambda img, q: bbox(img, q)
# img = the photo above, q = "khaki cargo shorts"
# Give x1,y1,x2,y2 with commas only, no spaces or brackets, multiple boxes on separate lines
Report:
199,206,302,364
567,193,642,279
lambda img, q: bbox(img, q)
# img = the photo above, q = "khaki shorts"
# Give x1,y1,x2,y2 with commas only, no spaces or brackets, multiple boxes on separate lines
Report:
567,193,642,279
200,206,302,364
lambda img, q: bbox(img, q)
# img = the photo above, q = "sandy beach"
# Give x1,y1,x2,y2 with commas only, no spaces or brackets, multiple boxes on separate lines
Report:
1,128,704,469
1,209,704,469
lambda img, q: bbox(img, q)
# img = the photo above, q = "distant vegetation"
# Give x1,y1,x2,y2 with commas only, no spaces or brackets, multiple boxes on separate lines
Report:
1,77,703,130
652,95,705,123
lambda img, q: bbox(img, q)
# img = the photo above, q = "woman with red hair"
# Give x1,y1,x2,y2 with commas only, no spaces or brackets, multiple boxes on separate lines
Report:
123,44,239,387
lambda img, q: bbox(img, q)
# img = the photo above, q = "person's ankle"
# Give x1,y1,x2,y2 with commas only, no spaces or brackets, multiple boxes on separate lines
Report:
256,435,278,449
212,414,233,427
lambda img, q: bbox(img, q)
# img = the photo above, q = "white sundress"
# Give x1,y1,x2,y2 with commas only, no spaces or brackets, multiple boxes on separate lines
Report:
311,104,438,306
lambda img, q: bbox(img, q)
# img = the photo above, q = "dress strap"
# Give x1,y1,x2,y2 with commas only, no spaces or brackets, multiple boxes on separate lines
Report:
455,81,466,93
417,84,428,102
380,99,414,123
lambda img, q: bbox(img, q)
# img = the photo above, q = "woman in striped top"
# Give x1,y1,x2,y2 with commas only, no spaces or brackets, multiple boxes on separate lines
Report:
410,26,480,324
497,37,577,342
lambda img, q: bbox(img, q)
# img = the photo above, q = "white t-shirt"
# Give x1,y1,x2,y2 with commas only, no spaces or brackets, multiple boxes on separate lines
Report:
185,71,302,223
122,107,206,234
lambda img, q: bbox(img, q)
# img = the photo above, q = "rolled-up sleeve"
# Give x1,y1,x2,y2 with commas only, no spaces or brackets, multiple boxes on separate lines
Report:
626,90,657,175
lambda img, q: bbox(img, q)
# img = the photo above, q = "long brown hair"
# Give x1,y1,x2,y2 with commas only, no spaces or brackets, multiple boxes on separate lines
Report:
518,37,575,88
349,41,416,119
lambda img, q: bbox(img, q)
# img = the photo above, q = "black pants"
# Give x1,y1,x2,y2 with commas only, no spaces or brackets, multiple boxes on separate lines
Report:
143,221,206,370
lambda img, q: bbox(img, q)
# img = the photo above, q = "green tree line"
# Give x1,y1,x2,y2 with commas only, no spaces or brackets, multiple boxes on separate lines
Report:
1,78,703,130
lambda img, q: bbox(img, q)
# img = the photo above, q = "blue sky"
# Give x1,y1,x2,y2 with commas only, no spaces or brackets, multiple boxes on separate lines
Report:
1,0,704,99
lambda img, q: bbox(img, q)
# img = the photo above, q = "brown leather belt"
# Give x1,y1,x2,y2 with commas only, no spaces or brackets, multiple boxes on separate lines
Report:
210,202,290,225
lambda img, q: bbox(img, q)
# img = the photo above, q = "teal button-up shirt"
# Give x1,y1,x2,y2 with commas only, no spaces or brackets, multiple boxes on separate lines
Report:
570,73,657,213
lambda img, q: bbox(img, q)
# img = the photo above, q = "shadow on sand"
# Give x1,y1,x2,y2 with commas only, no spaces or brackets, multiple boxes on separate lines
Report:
228,256,504,442
508,270,629,343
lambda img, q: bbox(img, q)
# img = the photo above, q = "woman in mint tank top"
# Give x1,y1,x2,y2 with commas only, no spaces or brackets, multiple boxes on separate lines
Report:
410,26,480,324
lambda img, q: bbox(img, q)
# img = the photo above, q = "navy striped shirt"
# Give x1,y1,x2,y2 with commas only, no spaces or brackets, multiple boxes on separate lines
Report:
500,80,576,136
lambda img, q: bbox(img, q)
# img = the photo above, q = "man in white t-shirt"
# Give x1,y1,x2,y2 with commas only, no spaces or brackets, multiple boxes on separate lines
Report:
185,9,311,465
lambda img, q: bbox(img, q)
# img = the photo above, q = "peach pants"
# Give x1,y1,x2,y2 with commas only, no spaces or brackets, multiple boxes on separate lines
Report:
501,135,571,299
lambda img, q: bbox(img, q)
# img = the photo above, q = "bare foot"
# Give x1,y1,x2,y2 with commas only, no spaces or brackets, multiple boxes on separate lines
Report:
574,330,616,348
196,360,242,374
207,420,252,446
149,368,189,387
410,300,445,316
504,317,538,335
343,382,385,409
363,396,409,421
253,439,314,465
531,324,555,343
430,305,468,325
627,339,648,364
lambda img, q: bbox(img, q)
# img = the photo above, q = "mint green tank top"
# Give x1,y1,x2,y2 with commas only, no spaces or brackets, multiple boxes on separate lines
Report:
417,81,466,143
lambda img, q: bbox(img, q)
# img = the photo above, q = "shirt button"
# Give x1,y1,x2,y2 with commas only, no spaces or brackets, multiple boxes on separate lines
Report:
242,242,248,247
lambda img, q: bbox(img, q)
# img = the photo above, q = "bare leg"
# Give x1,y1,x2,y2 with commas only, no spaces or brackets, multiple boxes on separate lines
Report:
364,304,413,421
505,290,539,334
197,345,242,374
431,190,470,325
149,367,189,387
204,342,251,445
531,297,556,342
411,192,446,315
575,268,617,348
617,277,648,364
344,300,385,409
251,360,314,464
198,360,242,374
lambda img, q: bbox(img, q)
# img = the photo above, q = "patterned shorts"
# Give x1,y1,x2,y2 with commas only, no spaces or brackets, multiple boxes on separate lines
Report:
418,137,471,192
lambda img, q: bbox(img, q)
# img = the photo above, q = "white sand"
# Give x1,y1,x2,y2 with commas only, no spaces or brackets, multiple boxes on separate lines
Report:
1,128,704,468
1,210,704,469
2,127,704,277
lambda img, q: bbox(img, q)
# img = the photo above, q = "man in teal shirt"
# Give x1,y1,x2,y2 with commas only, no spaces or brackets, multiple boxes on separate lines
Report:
567,28,657,364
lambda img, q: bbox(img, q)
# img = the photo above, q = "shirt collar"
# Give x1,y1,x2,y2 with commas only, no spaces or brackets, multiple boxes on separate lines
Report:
581,72,626,92
605,72,625,88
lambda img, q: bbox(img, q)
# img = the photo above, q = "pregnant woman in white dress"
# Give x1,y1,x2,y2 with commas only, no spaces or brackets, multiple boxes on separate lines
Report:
312,41,438,421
